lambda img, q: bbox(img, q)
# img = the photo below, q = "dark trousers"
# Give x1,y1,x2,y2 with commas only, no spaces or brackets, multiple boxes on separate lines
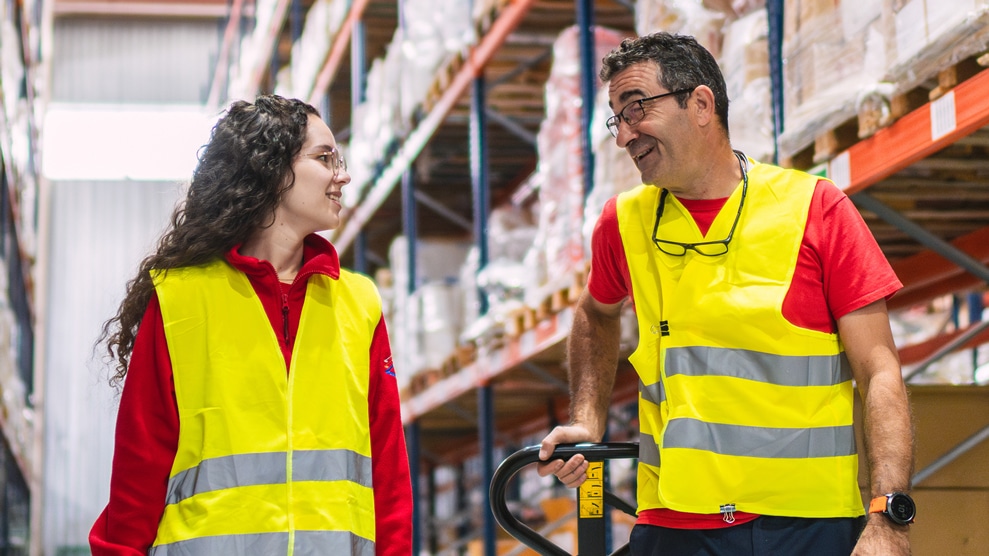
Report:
629,516,866,556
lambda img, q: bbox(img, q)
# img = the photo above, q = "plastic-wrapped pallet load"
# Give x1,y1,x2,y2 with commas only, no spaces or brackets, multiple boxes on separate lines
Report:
279,0,349,100
523,25,624,310
344,2,477,207
396,0,477,125
720,9,774,163
415,281,464,372
386,236,471,393
583,85,642,257
778,0,886,160
882,0,989,92
459,203,538,348
635,0,726,59
343,43,406,207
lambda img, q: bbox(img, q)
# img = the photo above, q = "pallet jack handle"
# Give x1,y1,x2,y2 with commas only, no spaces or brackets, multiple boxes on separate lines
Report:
489,442,639,556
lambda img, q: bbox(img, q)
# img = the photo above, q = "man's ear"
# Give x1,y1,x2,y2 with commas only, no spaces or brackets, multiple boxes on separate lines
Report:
691,85,716,127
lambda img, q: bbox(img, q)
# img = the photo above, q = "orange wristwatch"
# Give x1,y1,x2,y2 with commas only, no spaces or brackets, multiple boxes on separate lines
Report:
868,492,916,525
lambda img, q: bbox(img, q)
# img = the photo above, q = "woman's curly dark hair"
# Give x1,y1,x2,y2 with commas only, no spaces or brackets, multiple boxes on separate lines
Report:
98,94,319,386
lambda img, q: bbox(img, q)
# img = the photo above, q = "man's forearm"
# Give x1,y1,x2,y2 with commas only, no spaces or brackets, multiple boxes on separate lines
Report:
566,294,622,440
862,371,914,495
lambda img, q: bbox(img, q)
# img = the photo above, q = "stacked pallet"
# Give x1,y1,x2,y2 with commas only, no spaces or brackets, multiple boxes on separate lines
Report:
779,0,989,166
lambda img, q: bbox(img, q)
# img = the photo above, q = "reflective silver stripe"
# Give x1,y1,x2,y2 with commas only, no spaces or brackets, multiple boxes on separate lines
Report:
665,346,851,386
638,430,660,467
148,531,374,556
664,418,856,458
294,449,373,488
166,452,286,505
166,449,372,505
295,531,375,556
149,532,288,555
639,379,665,406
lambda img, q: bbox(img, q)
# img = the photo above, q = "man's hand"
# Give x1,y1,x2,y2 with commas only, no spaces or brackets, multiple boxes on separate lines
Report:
852,515,910,556
536,424,596,488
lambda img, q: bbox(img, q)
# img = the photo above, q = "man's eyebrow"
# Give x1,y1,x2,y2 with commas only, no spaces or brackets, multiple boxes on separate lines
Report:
614,88,649,107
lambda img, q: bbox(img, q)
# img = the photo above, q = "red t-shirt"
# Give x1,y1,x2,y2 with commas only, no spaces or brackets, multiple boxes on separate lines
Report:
588,179,902,529
89,234,413,554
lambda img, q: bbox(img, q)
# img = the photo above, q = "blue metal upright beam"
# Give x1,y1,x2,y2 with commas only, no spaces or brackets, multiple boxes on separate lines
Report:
470,76,490,315
401,168,417,293
576,0,595,200
396,2,421,551
478,384,496,556
470,69,495,555
766,0,785,164
351,16,368,273
290,0,302,42
351,19,367,105
405,422,421,554
401,165,419,554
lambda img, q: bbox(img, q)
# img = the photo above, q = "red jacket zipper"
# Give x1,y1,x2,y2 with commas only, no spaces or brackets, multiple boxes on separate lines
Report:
281,292,290,344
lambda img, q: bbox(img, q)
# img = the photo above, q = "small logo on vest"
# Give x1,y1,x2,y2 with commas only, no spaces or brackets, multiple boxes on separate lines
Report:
383,356,395,377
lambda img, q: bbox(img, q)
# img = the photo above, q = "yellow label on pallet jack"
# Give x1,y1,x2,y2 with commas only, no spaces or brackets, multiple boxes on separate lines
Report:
579,462,604,518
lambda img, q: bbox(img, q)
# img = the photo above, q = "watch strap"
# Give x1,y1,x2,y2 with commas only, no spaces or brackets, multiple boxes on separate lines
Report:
868,495,888,514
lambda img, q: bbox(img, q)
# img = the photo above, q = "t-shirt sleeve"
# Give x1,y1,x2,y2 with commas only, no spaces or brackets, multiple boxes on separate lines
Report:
815,180,903,319
587,196,632,305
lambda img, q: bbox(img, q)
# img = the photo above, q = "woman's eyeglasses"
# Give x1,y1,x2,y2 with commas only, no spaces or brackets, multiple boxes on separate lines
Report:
606,88,694,138
652,151,748,256
304,149,348,176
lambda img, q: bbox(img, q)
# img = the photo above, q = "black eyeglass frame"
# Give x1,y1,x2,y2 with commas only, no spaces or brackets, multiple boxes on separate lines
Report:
651,151,748,257
606,88,695,138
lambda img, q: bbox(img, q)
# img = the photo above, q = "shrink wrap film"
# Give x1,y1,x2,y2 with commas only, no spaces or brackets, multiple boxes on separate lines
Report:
721,9,774,163
778,0,886,159
524,26,624,308
386,236,471,379
635,0,726,59
882,0,989,93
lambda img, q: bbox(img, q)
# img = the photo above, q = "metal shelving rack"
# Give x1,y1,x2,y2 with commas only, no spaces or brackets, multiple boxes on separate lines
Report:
1,0,43,551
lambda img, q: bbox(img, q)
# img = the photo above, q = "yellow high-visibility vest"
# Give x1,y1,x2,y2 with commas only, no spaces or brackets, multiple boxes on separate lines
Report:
617,160,863,518
150,259,379,554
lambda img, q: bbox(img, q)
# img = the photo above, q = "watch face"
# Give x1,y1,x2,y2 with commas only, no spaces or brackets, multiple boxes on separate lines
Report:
889,493,916,523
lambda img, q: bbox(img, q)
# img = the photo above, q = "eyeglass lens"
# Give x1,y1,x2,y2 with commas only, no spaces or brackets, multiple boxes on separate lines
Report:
606,89,693,138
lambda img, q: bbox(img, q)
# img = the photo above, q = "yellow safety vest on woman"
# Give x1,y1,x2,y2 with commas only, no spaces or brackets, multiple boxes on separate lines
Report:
616,160,864,519
149,259,379,555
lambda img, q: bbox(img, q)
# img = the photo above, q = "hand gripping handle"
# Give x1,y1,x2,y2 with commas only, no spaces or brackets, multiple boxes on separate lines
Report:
489,442,639,556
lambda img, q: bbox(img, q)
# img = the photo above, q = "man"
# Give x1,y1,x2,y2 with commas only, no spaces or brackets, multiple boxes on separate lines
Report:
537,33,913,556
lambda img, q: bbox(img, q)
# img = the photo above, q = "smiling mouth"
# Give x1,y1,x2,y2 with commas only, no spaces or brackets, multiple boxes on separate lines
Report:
633,147,653,162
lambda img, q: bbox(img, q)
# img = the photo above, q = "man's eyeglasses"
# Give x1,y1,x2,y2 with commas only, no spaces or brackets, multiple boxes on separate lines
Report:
606,88,694,138
304,149,347,176
652,151,748,256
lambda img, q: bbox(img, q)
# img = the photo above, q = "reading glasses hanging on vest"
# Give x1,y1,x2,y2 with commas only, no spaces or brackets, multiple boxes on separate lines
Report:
652,151,748,257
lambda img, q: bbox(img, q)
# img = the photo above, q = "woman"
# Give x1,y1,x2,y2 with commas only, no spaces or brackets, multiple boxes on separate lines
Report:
90,95,413,555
